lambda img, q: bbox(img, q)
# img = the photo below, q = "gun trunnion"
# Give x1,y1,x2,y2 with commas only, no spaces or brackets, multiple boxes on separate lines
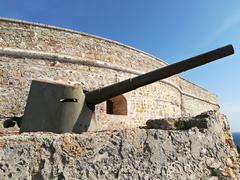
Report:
19,45,234,133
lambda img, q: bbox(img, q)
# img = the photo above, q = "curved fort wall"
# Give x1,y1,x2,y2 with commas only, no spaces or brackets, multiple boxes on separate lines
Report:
0,18,219,130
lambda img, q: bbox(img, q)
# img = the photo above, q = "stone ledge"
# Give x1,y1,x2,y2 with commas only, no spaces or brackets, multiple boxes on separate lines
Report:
0,111,239,179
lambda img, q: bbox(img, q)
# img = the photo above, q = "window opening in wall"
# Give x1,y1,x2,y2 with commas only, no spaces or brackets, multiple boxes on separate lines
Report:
106,95,127,115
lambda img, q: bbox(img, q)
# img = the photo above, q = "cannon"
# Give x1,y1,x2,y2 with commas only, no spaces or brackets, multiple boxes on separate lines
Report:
18,44,234,133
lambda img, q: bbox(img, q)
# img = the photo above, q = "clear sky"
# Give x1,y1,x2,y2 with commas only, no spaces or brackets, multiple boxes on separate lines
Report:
0,1,239,131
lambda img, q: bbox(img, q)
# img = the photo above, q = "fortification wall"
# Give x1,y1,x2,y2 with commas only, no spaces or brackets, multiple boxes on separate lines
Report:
0,18,219,130
180,77,219,116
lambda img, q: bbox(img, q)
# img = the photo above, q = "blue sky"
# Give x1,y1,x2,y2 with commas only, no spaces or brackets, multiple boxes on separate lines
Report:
0,1,239,131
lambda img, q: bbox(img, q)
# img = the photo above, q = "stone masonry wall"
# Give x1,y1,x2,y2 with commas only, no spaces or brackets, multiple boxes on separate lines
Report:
0,18,219,130
180,77,219,116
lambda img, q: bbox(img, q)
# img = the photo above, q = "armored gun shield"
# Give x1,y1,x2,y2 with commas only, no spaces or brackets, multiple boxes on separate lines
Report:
20,81,97,133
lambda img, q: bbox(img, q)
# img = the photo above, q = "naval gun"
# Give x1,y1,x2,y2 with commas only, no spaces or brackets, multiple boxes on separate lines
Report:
18,44,234,133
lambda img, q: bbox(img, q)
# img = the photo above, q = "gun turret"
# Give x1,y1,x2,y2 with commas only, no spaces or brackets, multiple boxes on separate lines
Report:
19,45,234,133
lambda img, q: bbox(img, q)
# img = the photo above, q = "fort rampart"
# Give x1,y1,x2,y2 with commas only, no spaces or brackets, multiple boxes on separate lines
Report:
0,18,219,130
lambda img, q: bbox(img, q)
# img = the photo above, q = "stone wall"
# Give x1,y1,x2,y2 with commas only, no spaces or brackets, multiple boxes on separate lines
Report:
0,111,239,179
180,77,219,116
0,18,219,130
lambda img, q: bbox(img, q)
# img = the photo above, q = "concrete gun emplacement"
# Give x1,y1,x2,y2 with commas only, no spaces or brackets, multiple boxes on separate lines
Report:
18,44,234,133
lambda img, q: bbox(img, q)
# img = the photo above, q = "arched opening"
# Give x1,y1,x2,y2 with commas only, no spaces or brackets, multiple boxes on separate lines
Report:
106,95,127,115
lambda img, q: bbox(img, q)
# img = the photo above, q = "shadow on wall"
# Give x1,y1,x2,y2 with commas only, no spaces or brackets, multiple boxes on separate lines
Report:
106,95,127,115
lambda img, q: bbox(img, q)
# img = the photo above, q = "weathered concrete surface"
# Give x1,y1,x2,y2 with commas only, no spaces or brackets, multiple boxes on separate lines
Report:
0,111,239,179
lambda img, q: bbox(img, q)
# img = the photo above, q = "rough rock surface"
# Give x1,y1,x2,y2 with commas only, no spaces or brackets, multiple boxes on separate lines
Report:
0,111,239,179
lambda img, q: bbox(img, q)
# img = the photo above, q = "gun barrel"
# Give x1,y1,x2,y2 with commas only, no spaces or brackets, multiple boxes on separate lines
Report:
85,44,234,106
